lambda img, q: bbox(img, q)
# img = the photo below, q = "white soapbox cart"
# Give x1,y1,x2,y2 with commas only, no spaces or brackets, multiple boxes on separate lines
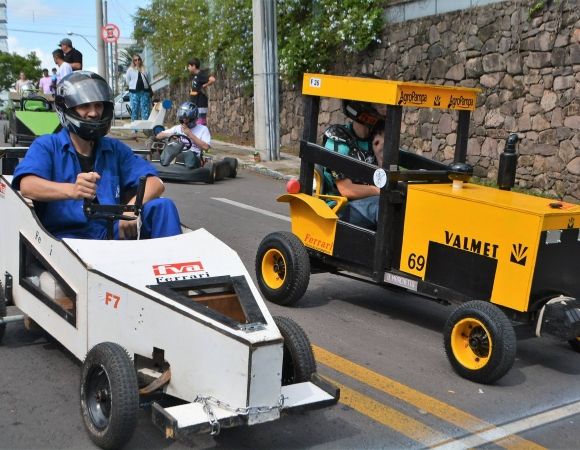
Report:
0,151,338,449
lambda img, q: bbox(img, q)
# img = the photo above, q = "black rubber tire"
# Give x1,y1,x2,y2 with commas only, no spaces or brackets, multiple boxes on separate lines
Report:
225,157,238,178
0,283,6,344
569,337,580,352
80,342,139,450
274,316,316,385
444,300,516,384
255,231,310,306
205,161,216,184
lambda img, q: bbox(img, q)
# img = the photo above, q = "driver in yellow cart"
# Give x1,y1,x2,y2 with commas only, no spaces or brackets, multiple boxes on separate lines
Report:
322,99,385,230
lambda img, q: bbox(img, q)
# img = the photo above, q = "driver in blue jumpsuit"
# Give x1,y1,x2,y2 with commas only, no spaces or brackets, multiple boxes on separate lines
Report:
12,71,182,240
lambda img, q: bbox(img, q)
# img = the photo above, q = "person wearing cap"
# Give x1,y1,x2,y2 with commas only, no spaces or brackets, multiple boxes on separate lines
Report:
12,71,181,240
59,38,83,71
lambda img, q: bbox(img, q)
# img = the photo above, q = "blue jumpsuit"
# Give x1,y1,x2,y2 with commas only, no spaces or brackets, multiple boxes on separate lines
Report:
12,129,182,240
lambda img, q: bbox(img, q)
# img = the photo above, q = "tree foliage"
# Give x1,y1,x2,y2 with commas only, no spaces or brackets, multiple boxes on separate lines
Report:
132,0,384,89
0,51,42,92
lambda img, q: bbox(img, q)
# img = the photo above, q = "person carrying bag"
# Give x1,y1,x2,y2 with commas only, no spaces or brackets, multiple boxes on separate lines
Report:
125,54,152,122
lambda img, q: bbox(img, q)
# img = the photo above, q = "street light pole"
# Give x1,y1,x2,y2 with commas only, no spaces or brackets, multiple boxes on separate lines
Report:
95,0,106,78
67,31,97,52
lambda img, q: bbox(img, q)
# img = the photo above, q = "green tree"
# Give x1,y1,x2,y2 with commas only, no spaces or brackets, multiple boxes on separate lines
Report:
133,0,384,88
0,51,42,91
133,0,211,82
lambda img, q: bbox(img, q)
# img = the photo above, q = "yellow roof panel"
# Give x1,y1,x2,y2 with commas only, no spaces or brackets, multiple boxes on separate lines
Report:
302,73,480,111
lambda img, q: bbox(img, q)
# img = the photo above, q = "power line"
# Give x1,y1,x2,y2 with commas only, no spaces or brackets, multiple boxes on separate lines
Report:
7,27,96,38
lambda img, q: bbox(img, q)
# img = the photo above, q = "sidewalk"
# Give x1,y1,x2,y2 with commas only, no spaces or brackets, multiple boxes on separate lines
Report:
110,129,301,181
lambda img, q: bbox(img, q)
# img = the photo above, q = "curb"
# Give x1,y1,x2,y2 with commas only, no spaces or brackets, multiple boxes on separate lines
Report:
239,162,294,181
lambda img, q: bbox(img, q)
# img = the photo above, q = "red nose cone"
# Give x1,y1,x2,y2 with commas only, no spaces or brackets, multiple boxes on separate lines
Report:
286,178,300,194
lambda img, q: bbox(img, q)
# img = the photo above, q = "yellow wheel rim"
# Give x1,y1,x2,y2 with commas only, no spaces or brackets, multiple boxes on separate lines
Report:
261,249,286,290
450,318,492,370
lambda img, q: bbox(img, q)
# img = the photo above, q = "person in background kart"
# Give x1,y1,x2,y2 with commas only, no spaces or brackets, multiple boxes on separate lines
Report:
12,71,182,241
322,99,385,230
155,101,211,169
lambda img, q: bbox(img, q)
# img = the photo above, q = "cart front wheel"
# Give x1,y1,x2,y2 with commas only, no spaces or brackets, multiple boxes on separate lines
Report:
256,232,310,306
274,316,316,385
444,300,516,384
80,342,139,450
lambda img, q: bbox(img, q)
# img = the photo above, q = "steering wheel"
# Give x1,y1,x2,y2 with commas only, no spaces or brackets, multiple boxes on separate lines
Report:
83,176,147,240
168,134,193,150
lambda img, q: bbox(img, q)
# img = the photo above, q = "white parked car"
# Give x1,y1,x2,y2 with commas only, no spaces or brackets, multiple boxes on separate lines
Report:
114,91,131,119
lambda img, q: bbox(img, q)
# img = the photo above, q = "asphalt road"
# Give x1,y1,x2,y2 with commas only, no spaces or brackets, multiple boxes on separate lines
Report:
1,133,580,449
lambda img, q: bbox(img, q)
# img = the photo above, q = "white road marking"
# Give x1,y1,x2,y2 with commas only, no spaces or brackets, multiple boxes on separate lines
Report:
212,198,290,222
433,399,580,449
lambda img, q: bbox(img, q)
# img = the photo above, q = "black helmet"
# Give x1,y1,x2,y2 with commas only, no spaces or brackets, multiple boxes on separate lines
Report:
342,100,384,131
54,71,114,140
177,102,199,124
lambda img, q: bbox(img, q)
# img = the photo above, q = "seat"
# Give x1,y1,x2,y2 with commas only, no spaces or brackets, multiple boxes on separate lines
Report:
312,165,348,214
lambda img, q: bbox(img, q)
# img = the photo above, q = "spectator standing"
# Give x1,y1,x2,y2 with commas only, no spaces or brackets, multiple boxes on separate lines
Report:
53,49,73,83
125,54,152,122
51,68,58,93
187,57,215,125
39,69,53,95
15,72,29,93
59,38,83,71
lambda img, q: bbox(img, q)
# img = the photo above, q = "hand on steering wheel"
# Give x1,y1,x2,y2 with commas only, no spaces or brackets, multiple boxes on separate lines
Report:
168,133,193,150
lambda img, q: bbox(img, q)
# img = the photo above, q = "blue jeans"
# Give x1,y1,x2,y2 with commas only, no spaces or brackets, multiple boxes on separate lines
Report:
339,196,379,230
54,198,181,240
129,91,151,121
136,198,182,238
114,198,181,239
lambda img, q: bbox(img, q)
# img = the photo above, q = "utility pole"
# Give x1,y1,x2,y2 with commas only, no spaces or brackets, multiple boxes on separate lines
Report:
96,0,106,78
252,0,280,161
103,0,109,85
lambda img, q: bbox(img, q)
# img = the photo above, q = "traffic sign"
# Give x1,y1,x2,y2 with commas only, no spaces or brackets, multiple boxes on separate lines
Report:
101,23,120,44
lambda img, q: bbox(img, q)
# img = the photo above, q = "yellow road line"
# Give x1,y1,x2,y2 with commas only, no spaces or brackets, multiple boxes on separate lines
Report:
314,345,545,450
328,377,448,447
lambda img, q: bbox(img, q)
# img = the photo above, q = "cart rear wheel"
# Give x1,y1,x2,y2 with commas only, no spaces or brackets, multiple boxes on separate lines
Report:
444,300,516,384
0,283,6,344
274,316,316,385
569,337,580,352
224,157,238,178
256,232,310,306
205,161,216,184
80,342,139,450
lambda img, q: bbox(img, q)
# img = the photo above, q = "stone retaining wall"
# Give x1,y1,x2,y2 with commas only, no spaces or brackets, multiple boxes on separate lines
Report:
202,0,577,200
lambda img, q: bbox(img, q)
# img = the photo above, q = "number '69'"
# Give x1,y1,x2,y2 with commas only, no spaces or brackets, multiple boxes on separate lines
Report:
408,253,425,271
